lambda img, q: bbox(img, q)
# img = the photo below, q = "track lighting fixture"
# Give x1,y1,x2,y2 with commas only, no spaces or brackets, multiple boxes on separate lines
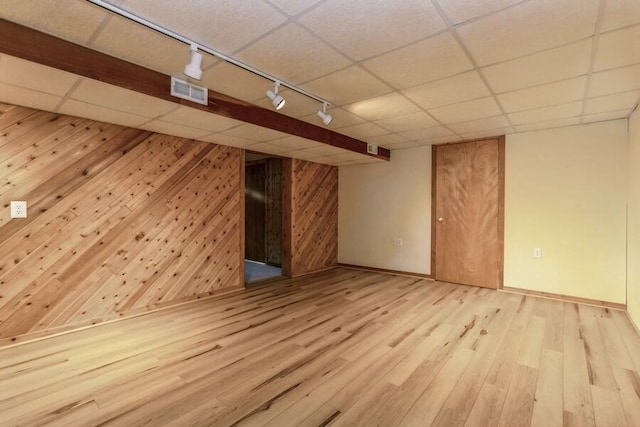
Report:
184,43,203,80
266,81,285,110
317,102,333,126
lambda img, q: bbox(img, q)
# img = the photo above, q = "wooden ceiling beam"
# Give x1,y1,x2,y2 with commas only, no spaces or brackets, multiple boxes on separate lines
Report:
0,18,390,161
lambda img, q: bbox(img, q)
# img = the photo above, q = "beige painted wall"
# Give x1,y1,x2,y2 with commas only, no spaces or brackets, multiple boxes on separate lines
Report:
338,146,431,274
628,107,640,327
504,120,628,303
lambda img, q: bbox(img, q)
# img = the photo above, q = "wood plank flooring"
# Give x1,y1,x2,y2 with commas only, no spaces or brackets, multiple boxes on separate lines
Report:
1,267,639,426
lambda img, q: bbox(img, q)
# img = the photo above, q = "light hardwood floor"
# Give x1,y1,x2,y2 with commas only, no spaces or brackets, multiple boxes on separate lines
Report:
1,268,639,426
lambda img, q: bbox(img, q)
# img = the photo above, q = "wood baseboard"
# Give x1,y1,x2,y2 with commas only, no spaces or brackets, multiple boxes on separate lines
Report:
338,263,434,280
500,286,626,310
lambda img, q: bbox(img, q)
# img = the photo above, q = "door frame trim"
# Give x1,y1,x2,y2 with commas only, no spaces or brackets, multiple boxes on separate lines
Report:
430,135,506,289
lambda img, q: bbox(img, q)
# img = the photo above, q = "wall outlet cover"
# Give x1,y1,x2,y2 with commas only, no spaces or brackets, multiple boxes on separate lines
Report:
10,201,27,218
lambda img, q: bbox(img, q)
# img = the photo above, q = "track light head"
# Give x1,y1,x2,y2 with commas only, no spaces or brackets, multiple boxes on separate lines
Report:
266,81,285,110
184,43,203,80
317,102,333,125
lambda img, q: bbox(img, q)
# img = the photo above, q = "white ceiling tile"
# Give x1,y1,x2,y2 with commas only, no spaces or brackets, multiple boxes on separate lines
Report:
266,135,322,150
481,39,592,93
0,82,62,113
363,133,410,146
330,151,371,161
159,106,242,132
584,91,640,114
235,24,350,85
301,65,392,105
508,101,583,125
515,117,581,133
336,122,389,139
382,141,422,150
0,0,108,45
362,32,473,89
436,0,524,25
118,0,288,53
428,97,502,123
582,110,631,123
244,142,291,155
222,123,289,141
498,77,587,113
285,149,320,160
399,125,455,142
589,64,640,97
344,93,420,121
200,133,258,148
58,99,149,128
460,127,514,140
299,0,446,60
601,0,640,32
457,0,599,66
375,112,439,132
92,15,217,77
594,25,640,72
402,71,490,110
299,107,366,128
267,0,322,16
201,62,271,103
139,119,212,139
299,145,347,156
70,78,177,118
0,55,79,97
448,115,511,134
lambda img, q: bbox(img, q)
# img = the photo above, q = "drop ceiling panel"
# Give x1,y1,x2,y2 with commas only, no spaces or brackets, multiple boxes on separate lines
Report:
266,135,322,150
222,123,289,141
498,77,587,113
601,0,640,31
235,23,350,85
298,0,446,61
402,71,491,110
330,151,373,161
588,64,640,97
159,106,243,132
435,0,524,25
481,39,592,93
508,101,582,125
381,140,422,150
299,107,365,128
298,144,347,156
70,79,177,118
201,62,271,103
582,110,630,123
139,119,212,139
361,32,473,89
0,82,62,113
363,133,410,147
461,127,514,140
0,0,107,45
515,117,581,133
58,99,149,128
594,25,640,72
116,0,288,53
200,133,258,148
584,91,640,115
375,112,440,133
457,0,599,66
448,115,511,134
428,97,502,124
344,93,421,121
0,55,79,97
244,142,291,155
301,65,392,105
267,0,322,16
399,126,455,143
335,122,389,139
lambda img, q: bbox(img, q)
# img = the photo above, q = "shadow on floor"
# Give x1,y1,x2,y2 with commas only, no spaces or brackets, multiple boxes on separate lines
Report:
244,260,281,283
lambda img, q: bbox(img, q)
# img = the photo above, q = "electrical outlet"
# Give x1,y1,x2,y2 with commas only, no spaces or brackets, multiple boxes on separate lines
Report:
533,247,542,258
10,201,27,218
397,238,403,246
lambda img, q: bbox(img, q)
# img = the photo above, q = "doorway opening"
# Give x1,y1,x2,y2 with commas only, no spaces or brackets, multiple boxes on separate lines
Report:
244,152,284,284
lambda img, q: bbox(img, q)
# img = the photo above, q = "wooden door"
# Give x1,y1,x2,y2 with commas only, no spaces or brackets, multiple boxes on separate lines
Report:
432,138,504,289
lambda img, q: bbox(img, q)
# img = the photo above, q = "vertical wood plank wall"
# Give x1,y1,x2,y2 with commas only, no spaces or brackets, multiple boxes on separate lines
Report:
283,158,338,277
265,158,282,266
0,103,244,341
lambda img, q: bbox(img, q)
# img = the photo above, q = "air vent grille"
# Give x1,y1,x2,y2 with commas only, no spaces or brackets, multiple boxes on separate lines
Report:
367,143,378,155
171,76,208,105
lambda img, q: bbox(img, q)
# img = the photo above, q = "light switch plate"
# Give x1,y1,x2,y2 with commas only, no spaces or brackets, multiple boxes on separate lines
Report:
10,201,27,218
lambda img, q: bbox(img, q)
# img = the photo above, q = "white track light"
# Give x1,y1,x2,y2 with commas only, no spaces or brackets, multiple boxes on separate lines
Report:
317,102,333,125
266,81,285,110
184,43,203,80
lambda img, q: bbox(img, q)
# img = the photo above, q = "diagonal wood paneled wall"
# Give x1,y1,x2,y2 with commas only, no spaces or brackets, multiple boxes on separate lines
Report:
283,158,338,277
0,103,243,341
